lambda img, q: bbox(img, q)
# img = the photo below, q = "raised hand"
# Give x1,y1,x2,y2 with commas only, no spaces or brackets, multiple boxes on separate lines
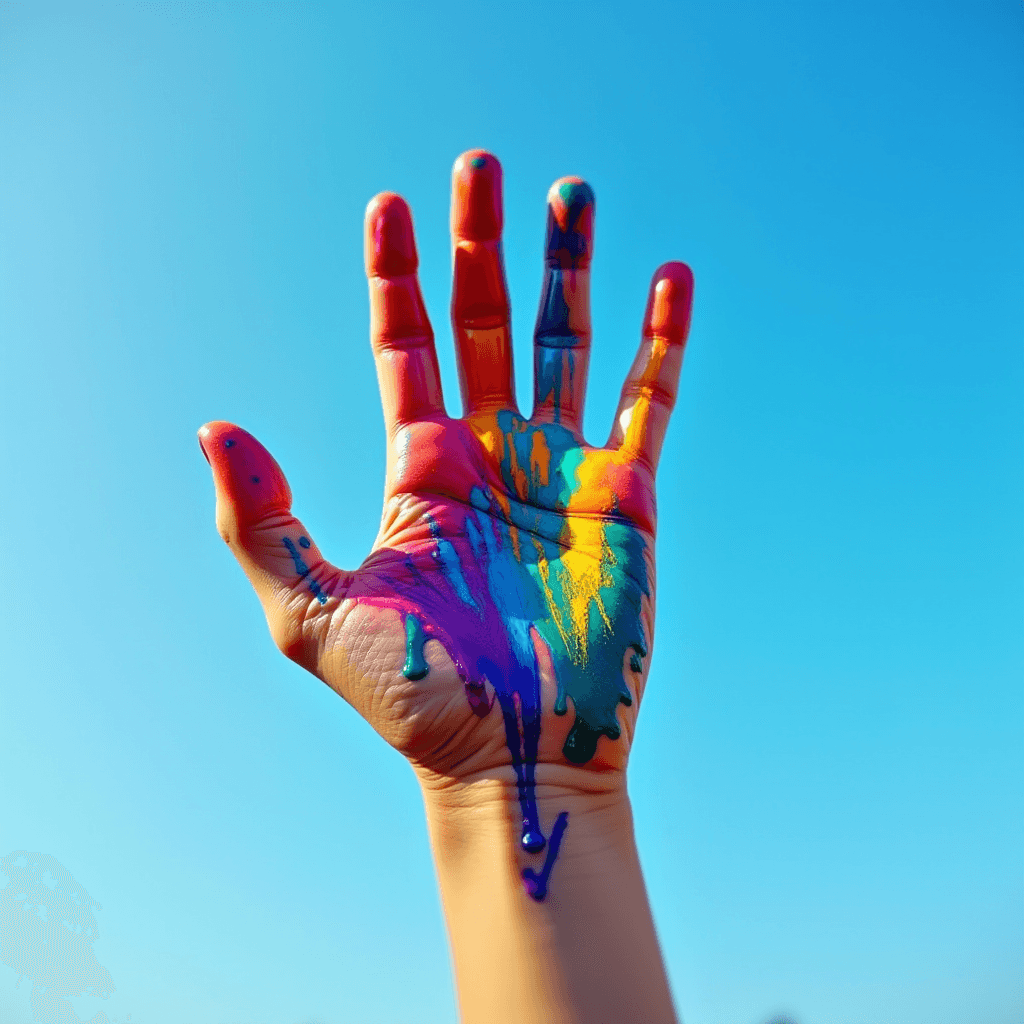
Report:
199,150,693,903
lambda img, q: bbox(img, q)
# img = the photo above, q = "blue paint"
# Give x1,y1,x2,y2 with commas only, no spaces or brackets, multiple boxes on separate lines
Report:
630,651,643,673
545,180,594,268
298,536,311,549
534,269,579,348
495,411,584,509
428,517,478,609
223,438,235,448
466,490,548,852
471,155,486,169
522,811,569,901
534,270,582,421
282,536,328,605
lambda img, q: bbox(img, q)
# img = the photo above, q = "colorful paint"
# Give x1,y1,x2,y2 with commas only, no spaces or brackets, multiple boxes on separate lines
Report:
324,410,649,898
533,178,594,424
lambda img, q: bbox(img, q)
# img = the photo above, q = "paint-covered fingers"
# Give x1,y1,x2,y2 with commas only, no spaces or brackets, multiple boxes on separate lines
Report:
198,421,343,669
532,178,595,431
450,150,516,415
608,262,694,469
366,194,445,432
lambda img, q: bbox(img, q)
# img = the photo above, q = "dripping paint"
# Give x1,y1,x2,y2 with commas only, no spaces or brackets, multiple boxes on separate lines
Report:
347,412,649,901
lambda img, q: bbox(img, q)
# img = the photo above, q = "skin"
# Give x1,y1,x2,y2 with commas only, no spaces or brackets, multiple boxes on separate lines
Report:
199,149,693,1024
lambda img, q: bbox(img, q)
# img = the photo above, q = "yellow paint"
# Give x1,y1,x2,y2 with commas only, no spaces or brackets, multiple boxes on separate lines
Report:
532,536,570,651
533,517,616,667
529,430,551,490
463,409,636,669
468,410,504,462
621,335,669,455
560,519,615,663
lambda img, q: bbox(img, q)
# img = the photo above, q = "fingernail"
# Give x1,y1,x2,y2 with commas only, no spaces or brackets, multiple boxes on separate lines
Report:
365,192,418,277
644,261,694,343
545,177,595,269
452,150,503,241
197,428,211,465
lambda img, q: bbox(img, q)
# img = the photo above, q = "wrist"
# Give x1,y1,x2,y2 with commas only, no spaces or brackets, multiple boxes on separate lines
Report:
416,765,634,886
415,766,677,1024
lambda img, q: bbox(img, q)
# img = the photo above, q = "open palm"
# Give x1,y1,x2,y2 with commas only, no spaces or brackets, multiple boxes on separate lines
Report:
200,150,693,874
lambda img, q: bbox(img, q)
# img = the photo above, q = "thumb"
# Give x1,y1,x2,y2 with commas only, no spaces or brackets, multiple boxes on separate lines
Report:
198,420,342,668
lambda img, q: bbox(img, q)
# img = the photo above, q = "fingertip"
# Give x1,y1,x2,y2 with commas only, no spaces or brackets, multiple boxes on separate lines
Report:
198,421,292,520
452,149,503,241
198,420,237,462
545,177,595,269
643,261,694,343
653,260,694,290
197,423,213,464
365,192,418,278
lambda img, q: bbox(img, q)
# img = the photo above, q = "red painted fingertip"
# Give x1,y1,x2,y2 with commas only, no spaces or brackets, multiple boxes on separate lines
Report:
198,421,292,520
365,192,418,278
642,261,695,344
452,150,503,241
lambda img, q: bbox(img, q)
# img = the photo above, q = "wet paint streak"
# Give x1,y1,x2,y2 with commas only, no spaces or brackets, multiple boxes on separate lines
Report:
428,517,478,609
535,270,578,347
534,179,593,421
402,613,429,680
522,811,569,901
534,346,575,422
282,536,328,605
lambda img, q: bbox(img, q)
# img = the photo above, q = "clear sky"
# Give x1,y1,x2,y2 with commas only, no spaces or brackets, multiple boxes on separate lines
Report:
1,2,1021,1023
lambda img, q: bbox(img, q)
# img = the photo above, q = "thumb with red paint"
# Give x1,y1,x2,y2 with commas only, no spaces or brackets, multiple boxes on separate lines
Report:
197,420,340,670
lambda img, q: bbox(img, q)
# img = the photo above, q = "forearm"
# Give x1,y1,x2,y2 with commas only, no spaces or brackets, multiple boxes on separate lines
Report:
418,771,678,1024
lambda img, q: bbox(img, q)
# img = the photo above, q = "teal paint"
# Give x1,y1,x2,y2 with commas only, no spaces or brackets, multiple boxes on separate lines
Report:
402,613,429,681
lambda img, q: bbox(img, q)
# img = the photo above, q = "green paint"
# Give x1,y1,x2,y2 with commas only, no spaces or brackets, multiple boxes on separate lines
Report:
492,411,650,767
537,520,647,764
402,613,428,681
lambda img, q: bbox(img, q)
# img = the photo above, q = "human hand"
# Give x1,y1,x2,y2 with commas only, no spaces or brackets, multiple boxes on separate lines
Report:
199,150,693,896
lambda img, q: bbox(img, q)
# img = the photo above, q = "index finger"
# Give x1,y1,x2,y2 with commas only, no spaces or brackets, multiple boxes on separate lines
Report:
365,193,445,433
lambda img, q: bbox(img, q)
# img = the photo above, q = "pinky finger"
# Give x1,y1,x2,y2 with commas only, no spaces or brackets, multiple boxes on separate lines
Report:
607,262,694,469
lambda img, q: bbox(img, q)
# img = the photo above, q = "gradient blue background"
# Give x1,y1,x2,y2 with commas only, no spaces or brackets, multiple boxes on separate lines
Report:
1,2,1021,1022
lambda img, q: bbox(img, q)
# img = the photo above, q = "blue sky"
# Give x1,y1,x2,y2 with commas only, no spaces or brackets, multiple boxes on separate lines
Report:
1,2,1021,1022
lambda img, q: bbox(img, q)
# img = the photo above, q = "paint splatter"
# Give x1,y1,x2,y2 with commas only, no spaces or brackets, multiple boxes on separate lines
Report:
345,413,649,897
283,535,328,606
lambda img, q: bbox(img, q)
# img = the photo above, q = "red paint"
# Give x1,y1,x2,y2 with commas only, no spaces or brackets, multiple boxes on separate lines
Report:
643,261,694,346
198,422,291,524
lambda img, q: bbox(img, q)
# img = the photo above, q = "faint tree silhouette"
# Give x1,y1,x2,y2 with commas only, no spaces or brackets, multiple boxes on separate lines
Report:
0,851,115,1023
